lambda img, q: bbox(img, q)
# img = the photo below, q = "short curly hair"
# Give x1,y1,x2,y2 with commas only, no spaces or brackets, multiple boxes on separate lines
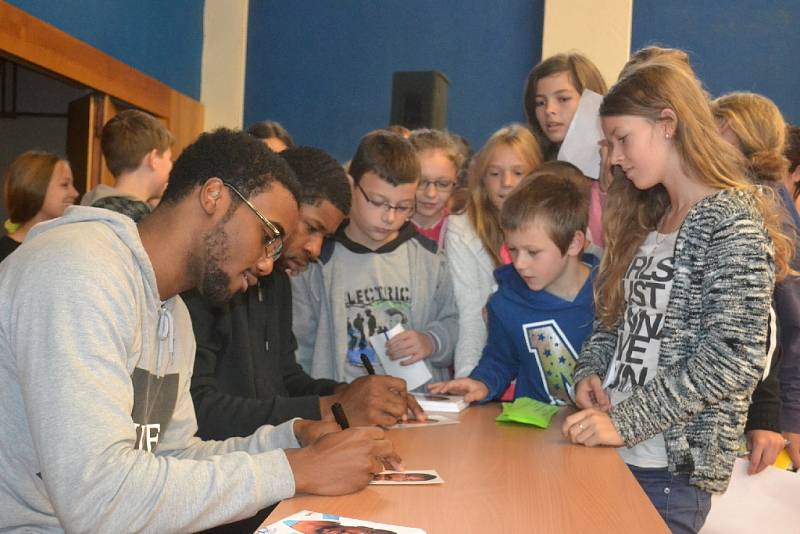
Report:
247,120,294,148
159,128,301,207
279,146,351,215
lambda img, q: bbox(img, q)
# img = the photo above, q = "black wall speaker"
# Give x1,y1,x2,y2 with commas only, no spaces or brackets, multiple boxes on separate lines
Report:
390,70,449,130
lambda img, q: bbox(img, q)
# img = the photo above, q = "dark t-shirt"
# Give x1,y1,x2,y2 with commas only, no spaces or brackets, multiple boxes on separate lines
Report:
0,235,21,263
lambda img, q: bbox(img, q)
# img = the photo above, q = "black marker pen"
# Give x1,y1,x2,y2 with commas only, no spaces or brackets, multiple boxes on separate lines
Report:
360,353,376,375
331,402,350,430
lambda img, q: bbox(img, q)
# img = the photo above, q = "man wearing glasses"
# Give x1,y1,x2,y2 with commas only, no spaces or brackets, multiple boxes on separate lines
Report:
0,129,398,532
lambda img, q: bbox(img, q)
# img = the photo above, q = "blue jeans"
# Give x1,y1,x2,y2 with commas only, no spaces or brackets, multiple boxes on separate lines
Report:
628,465,712,534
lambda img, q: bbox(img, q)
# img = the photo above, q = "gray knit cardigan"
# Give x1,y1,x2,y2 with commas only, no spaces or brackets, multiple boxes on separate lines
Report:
574,188,776,494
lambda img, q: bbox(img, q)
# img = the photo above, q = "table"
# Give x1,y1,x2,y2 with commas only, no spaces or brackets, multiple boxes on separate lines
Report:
262,404,669,533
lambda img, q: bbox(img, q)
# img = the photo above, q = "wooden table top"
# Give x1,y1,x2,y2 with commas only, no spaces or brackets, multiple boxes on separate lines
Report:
262,404,669,533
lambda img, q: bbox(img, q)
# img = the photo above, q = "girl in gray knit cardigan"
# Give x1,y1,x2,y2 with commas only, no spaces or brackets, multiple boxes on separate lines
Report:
561,59,794,533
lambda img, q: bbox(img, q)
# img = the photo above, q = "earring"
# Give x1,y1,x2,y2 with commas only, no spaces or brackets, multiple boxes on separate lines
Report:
210,191,220,199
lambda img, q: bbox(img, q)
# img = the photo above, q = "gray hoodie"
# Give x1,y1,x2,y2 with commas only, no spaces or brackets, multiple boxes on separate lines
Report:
0,206,298,533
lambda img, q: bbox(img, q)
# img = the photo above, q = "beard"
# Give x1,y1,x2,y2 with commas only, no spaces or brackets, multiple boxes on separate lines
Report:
196,223,234,306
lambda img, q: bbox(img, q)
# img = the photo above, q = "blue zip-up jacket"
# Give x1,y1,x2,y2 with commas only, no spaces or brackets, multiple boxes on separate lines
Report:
470,256,598,405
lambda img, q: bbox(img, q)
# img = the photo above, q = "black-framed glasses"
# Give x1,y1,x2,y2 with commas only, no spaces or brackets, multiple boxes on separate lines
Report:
356,183,415,215
418,179,456,192
223,182,283,261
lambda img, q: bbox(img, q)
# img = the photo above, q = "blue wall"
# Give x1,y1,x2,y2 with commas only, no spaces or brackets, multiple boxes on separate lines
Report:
632,0,800,125
245,1,543,162
7,0,204,99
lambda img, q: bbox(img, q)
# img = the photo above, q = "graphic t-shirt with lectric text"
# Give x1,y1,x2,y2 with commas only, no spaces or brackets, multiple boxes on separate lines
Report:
338,245,412,374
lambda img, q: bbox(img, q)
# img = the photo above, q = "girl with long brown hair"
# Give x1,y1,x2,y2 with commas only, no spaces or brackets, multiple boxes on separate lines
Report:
562,59,792,532
2,151,78,262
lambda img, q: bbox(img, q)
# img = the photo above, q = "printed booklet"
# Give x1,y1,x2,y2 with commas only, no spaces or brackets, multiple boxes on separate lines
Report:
258,509,426,533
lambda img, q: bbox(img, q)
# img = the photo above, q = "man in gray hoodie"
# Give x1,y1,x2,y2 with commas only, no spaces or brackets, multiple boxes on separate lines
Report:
0,128,396,533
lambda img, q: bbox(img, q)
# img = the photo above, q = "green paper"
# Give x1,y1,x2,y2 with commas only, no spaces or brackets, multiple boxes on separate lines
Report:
495,397,560,428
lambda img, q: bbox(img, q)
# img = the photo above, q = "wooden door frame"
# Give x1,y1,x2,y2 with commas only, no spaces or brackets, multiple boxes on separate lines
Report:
0,1,204,156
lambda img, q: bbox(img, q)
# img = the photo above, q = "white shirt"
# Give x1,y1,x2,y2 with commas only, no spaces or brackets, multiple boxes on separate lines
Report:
605,230,677,468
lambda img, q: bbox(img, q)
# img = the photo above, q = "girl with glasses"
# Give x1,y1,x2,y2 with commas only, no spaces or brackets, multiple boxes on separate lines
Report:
409,129,465,249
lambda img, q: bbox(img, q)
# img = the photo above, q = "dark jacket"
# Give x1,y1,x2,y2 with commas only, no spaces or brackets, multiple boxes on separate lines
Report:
775,185,800,433
185,270,339,440
747,184,800,434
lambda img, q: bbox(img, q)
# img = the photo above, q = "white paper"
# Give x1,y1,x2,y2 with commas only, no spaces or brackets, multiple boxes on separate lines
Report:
259,509,426,533
411,393,468,413
370,469,444,485
370,324,432,391
557,89,604,179
700,458,800,533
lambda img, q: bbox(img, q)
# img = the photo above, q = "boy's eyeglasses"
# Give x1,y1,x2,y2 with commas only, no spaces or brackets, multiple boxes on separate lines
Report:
222,182,283,261
418,179,456,192
356,183,415,216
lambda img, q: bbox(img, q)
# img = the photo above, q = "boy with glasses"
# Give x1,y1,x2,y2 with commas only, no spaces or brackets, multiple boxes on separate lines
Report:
292,130,458,386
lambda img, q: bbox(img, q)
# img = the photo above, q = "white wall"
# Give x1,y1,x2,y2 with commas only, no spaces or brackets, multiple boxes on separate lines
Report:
541,0,632,88
201,0,249,131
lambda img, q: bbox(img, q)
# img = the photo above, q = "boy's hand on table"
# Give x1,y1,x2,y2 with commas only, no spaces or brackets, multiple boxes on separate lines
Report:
428,377,489,403
562,409,624,447
386,330,434,364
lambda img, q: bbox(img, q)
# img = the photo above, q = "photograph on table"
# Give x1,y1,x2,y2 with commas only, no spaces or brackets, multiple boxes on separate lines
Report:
369,470,444,485
390,414,459,429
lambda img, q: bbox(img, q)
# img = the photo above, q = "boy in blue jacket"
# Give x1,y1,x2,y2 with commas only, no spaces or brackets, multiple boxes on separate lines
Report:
430,172,596,405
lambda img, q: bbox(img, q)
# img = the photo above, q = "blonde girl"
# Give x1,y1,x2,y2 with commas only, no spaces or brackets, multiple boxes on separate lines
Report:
446,124,542,378
712,92,800,473
2,151,78,262
563,60,792,533
409,129,465,247
712,92,791,186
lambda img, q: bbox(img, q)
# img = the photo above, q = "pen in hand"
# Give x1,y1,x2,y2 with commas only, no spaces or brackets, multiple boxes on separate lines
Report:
331,402,350,430
360,353,376,375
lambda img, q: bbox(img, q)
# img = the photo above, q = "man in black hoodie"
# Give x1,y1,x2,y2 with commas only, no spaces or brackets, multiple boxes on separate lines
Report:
185,146,424,441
